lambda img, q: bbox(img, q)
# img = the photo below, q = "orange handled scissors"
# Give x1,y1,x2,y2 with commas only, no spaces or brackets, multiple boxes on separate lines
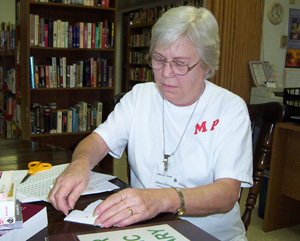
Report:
21,161,52,183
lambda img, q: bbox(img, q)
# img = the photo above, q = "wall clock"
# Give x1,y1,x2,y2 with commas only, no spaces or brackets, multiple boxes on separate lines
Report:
267,2,284,25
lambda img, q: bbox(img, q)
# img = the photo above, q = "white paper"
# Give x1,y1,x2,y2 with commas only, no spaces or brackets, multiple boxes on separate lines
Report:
285,69,300,87
64,199,102,226
77,224,191,241
13,164,118,203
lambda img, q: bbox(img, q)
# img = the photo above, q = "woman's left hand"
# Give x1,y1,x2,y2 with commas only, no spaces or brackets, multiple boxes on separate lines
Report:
93,188,175,228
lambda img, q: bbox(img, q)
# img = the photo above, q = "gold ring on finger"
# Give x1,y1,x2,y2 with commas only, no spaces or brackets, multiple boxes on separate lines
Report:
128,207,133,216
117,192,123,201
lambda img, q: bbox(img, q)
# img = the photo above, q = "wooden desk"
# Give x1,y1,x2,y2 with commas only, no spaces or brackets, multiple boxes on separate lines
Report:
263,123,300,231
0,138,218,241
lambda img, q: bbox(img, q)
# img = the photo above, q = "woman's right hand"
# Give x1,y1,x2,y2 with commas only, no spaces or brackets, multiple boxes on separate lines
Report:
49,133,110,215
48,162,90,215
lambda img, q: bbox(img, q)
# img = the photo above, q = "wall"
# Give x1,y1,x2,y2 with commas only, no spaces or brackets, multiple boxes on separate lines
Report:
262,0,300,87
0,0,15,24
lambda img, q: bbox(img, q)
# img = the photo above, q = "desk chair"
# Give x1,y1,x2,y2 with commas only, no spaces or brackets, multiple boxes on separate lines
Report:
242,102,287,230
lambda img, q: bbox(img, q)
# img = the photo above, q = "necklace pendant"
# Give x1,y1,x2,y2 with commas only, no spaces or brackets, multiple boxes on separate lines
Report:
163,154,170,173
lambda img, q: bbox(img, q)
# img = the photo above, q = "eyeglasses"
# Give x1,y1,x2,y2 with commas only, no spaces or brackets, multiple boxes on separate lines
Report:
146,53,201,76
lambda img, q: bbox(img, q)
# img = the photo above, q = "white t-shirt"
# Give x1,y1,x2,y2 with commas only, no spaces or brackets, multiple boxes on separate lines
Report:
94,81,253,241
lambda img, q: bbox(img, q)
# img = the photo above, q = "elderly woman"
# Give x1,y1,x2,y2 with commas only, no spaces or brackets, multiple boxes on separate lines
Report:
49,6,253,241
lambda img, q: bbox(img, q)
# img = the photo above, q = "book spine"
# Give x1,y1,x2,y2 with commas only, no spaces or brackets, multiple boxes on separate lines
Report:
53,20,57,48
0,183,16,218
62,57,67,88
95,22,99,49
49,103,58,133
83,24,88,48
52,57,57,88
67,109,72,132
48,19,54,47
44,22,49,47
45,65,50,88
91,23,95,49
32,103,41,134
68,24,73,49
34,66,39,88
102,19,108,49
34,15,39,46
110,22,114,48
29,56,35,89
102,58,107,87
79,22,84,48
64,21,69,48
30,112,36,135
44,106,51,133
66,65,71,88
69,107,76,132
87,23,92,49
90,58,94,87
30,14,35,46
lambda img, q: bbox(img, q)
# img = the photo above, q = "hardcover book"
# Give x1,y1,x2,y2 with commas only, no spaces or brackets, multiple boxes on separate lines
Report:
48,102,58,134
0,203,47,241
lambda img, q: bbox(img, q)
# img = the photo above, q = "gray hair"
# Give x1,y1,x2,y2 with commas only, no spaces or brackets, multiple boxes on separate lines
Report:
150,6,220,79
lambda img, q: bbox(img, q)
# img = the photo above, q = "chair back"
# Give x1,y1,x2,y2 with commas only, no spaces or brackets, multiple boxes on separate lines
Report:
242,102,287,230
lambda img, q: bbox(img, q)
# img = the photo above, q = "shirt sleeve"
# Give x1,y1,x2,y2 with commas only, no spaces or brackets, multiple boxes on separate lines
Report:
93,89,136,159
213,97,253,188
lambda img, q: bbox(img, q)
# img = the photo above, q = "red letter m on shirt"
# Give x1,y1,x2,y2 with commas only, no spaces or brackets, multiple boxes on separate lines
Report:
194,119,219,134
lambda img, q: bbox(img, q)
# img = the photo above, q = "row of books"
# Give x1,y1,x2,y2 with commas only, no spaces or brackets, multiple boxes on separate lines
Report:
0,117,17,140
31,101,103,135
30,15,114,49
2,93,15,117
129,0,204,26
129,67,154,83
130,33,151,48
30,0,110,7
130,51,148,65
30,56,113,89
0,90,21,125
2,68,16,94
0,22,15,52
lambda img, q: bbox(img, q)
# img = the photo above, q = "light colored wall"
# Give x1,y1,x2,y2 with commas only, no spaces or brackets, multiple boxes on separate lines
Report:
0,0,15,24
262,0,300,87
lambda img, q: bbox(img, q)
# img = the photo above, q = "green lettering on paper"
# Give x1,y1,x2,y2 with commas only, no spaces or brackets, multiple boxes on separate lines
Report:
155,233,175,240
148,229,165,235
93,239,109,241
123,235,142,241
148,229,176,240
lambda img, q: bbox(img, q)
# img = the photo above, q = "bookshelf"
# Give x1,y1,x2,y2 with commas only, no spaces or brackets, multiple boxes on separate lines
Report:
0,20,21,139
15,0,116,173
121,0,203,92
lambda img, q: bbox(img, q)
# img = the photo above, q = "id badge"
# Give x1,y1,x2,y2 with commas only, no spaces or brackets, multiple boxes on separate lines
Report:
149,169,183,188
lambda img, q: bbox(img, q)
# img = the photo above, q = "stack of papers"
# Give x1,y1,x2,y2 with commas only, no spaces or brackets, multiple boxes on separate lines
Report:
12,164,119,203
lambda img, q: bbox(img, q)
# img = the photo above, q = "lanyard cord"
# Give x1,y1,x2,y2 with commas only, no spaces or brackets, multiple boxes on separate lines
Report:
162,82,205,158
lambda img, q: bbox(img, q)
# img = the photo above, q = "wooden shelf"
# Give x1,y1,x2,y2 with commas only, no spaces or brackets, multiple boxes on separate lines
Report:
17,0,117,161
